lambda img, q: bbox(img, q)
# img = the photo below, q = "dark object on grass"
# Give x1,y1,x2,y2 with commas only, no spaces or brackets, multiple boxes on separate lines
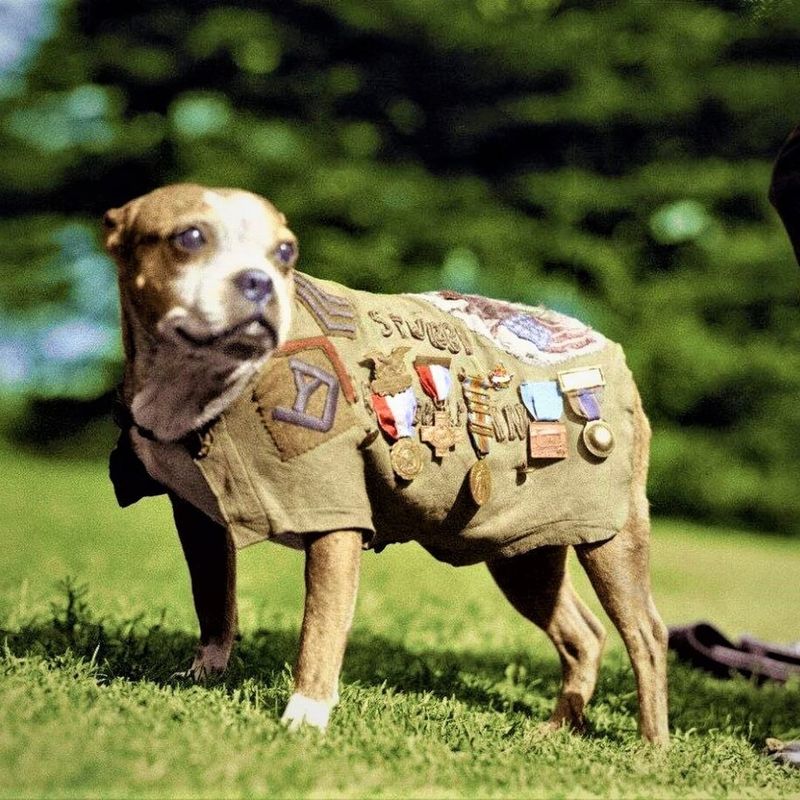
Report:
770,124,800,266
764,738,800,769
739,633,800,667
667,622,800,683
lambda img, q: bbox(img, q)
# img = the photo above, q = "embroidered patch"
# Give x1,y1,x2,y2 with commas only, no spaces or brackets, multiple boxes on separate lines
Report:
294,274,357,338
276,336,356,403
254,339,357,460
273,359,339,432
414,291,606,366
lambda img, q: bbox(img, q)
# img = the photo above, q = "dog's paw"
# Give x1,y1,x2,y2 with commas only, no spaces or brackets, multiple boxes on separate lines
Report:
280,693,333,732
171,643,230,683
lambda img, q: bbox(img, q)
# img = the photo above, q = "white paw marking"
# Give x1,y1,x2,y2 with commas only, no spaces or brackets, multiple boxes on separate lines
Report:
280,693,332,732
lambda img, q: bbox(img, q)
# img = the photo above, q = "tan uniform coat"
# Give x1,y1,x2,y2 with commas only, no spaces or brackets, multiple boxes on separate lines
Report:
116,273,636,566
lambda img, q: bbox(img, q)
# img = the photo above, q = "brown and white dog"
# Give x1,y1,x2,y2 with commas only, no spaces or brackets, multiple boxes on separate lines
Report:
104,184,669,742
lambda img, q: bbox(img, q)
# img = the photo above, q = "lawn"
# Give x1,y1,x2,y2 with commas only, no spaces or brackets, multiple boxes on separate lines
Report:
1,447,799,798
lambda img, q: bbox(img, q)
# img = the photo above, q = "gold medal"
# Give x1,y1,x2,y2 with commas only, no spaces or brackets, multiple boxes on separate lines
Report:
468,459,492,506
529,421,568,460
390,437,424,480
582,419,615,458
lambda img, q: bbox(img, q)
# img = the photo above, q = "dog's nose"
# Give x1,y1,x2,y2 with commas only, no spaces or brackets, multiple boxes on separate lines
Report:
233,270,273,304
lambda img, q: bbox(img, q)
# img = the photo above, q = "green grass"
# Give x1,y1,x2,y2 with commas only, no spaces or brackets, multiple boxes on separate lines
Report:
1,447,799,798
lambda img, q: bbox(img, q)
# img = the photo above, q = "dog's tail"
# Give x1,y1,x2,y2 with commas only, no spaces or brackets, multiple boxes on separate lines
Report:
769,124,800,267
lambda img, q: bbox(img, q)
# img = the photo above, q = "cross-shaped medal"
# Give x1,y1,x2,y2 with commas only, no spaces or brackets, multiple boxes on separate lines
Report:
420,410,462,457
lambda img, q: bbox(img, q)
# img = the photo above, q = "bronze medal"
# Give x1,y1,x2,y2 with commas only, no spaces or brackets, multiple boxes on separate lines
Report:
468,459,492,506
420,410,462,458
390,437,424,480
529,421,568,460
582,419,615,458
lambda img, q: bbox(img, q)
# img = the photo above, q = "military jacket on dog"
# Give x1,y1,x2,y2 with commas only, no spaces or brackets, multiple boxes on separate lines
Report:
115,273,636,567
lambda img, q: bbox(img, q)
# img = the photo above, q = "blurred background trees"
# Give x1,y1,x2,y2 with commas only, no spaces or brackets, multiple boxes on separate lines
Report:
1,0,799,533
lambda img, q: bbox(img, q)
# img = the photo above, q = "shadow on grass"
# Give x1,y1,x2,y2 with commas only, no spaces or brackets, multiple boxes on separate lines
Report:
2,581,797,744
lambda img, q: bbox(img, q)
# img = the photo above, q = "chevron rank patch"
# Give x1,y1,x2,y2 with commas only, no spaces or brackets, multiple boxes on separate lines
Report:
294,273,357,338
254,337,357,460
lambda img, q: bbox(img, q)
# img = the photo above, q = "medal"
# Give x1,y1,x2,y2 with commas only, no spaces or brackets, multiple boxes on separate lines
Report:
461,375,494,456
390,437,424,480
519,380,568,461
370,384,423,479
582,419,615,458
415,357,461,457
420,410,462,457
556,368,614,460
528,421,569,460
488,363,513,390
468,459,492,506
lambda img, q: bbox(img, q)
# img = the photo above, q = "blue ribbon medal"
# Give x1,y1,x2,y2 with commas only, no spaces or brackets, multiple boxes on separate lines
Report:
556,366,615,459
519,380,568,461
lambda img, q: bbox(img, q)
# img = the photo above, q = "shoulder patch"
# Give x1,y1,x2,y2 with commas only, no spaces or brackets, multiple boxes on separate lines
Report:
294,274,357,338
254,337,357,460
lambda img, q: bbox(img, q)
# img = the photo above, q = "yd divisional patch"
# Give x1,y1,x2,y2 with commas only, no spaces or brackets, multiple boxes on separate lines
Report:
254,337,357,461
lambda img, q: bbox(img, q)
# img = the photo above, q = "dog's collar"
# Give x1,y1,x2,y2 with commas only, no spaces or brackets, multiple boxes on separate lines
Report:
112,386,211,459
111,388,160,442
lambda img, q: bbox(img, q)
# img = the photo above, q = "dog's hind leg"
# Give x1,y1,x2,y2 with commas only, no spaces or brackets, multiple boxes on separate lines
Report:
574,395,669,744
487,545,606,732
170,494,237,680
575,524,668,743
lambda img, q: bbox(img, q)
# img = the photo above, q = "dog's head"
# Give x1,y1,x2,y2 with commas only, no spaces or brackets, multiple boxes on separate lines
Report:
104,183,297,363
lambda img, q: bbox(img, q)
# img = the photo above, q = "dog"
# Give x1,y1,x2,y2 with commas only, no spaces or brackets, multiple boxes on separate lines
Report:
105,183,669,742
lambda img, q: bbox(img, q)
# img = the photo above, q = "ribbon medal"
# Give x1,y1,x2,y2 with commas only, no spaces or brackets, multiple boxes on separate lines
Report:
367,348,424,480
519,380,568,461
556,366,615,458
461,374,494,505
415,357,462,458
461,375,494,456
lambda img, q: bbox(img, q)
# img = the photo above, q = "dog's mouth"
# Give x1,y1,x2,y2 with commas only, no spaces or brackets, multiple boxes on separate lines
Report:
172,314,277,357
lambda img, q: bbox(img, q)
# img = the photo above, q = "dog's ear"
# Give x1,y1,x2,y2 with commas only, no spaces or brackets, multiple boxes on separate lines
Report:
769,125,800,267
102,202,135,258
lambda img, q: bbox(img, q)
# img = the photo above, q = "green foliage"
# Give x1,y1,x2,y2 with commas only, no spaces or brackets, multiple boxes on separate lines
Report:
1,450,800,797
1,0,799,531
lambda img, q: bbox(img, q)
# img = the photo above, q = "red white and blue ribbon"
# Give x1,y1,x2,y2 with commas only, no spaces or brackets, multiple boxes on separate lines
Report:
414,356,452,406
371,388,418,440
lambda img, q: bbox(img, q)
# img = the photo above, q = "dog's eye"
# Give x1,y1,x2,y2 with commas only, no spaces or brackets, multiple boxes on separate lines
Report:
172,227,206,252
275,241,296,266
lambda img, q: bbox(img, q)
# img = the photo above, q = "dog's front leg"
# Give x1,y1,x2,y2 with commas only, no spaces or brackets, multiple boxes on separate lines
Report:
282,529,362,732
170,494,237,680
